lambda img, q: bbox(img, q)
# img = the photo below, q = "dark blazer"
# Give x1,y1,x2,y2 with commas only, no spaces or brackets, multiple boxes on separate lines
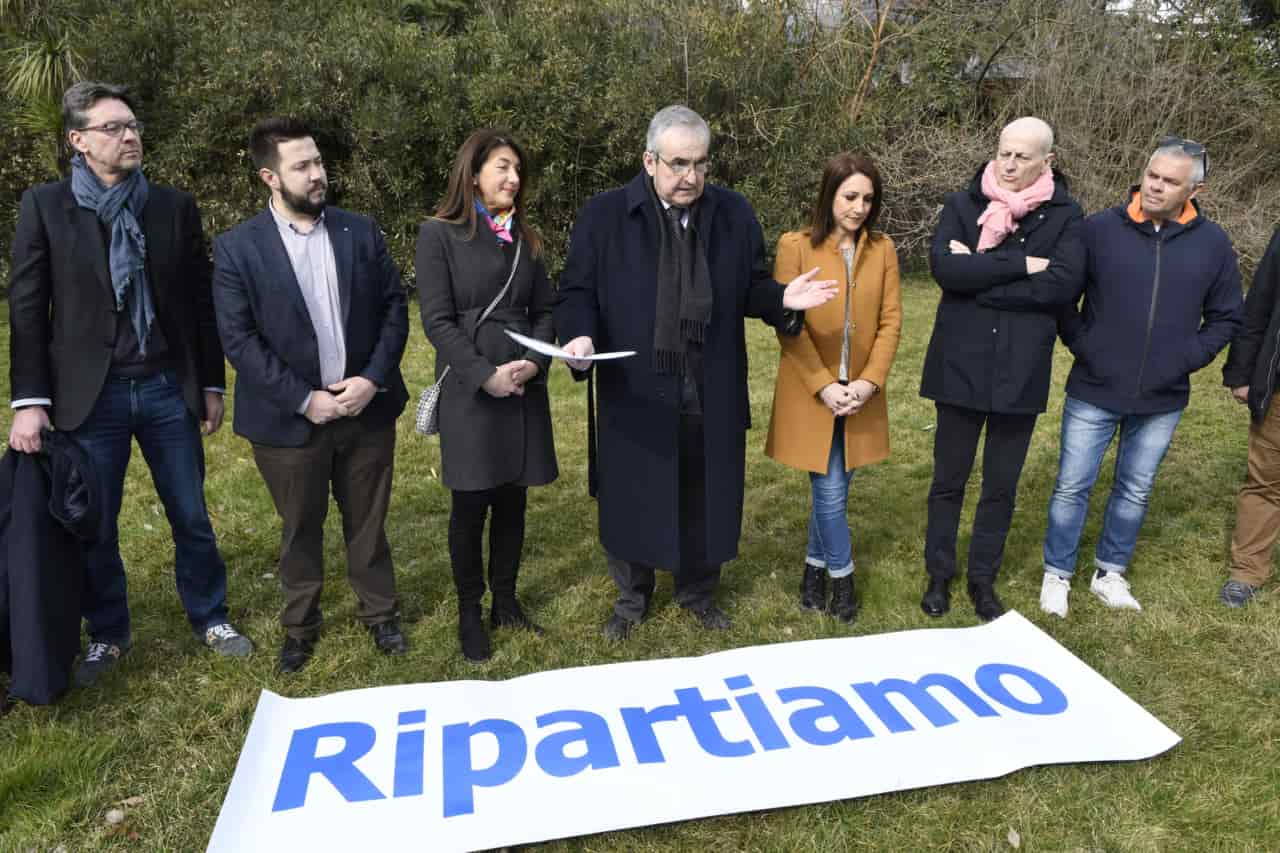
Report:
417,219,558,492
8,178,225,430
555,173,791,569
1061,195,1242,416
1222,228,1280,423
212,206,409,448
920,167,1085,415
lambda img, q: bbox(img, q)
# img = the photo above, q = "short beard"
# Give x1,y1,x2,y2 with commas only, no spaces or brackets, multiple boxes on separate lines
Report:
280,182,327,218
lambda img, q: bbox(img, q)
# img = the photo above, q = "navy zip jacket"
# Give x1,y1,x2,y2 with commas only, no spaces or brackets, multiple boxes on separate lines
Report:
1061,192,1243,415
1222,228,1280,423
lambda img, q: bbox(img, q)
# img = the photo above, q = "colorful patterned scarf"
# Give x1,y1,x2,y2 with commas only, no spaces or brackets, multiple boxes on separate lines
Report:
475,199,515,244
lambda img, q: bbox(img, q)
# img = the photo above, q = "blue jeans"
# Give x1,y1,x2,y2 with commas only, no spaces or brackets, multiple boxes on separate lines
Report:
69,370,229,643
806,418,856,578
1043,395,1183,578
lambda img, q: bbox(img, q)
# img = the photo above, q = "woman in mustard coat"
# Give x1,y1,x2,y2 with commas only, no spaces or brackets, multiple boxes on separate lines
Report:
765,153,903,622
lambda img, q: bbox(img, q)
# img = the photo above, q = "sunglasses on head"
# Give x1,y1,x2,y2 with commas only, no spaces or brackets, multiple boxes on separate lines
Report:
1158,134,1209,179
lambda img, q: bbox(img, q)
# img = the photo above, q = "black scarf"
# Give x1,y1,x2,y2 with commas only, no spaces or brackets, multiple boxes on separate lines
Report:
648,176,713,374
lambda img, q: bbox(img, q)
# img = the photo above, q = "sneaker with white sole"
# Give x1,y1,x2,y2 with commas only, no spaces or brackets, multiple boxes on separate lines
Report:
1090,570,1141,610
1039,573,1071,618
203,622,254,657
73,641,129,688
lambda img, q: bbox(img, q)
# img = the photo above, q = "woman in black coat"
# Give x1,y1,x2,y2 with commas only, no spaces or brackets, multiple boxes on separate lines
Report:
417,129,557,662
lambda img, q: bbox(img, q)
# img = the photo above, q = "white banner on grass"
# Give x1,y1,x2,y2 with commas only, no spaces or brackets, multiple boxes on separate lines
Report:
208,612,1179,852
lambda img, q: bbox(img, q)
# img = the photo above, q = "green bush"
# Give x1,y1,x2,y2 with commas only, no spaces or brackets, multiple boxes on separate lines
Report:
3,0,1278,287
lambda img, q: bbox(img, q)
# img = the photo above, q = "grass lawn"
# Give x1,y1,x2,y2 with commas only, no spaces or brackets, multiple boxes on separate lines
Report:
2,278,1277,851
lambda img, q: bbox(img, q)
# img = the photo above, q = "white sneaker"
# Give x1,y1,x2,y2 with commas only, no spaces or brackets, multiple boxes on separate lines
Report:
1039,573,1071,618
1090,571,1142,610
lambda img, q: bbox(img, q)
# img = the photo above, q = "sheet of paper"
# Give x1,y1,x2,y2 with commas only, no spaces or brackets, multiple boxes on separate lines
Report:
505,329,635,361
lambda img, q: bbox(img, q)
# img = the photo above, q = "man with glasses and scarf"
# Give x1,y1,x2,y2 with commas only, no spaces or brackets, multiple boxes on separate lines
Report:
7,81,251,687
1038,137,1243,618
556,105,837,641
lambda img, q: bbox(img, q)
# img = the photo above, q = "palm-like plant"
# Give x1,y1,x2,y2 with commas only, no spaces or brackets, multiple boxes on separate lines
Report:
1,0,83,177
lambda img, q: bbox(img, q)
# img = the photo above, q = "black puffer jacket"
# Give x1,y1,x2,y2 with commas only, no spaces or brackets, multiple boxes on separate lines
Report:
920,167,1086,414
1223,228,1280,423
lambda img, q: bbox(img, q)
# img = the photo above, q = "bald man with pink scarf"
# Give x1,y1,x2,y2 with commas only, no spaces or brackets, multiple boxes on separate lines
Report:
918,117,1086,622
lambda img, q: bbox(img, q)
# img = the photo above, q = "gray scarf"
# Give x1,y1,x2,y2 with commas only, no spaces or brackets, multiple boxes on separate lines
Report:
647,176,713,375
71,153,156,355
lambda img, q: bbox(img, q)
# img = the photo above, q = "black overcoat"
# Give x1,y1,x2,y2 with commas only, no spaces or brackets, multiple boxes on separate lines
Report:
554,173,790,569
0,431,100,705
417,219,558,492
920,167,1086,414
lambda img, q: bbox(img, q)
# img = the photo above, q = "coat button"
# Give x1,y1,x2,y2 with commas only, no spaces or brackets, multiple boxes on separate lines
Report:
992,328,997,333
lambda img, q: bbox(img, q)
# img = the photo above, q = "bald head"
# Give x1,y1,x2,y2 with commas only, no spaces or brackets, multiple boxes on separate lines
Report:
994,116,1055,192
1000,117,1054,156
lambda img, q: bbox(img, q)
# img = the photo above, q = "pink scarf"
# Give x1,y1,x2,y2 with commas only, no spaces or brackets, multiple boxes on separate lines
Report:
976,161,1055,252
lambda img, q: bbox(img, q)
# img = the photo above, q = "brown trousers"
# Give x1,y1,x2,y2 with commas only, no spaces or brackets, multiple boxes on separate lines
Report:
1229,394,1280,587
253,419,398,639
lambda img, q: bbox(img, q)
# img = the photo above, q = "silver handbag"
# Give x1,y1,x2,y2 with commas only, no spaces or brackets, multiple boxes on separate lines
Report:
415,235,522,437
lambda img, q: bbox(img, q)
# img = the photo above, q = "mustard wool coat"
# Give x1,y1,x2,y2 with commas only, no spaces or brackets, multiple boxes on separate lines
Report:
765,228,903,473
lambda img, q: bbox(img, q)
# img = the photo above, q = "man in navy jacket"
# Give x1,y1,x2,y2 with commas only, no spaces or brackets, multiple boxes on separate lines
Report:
213,118,409,673
1039,138,1243,618
1219,227,1280,606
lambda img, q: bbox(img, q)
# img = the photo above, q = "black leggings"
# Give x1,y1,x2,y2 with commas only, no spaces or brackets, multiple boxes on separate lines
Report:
448,484,528,606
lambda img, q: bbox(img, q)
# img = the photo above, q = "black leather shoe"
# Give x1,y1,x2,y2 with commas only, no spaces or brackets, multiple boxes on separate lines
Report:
369,620,409,656
689,604,732,631
829,575,858,624
968,581,1006,622
490,598,545,636
601,613,637,642
277,636,315,674
458,606,491,662
800,564,827,611
921,577,951,617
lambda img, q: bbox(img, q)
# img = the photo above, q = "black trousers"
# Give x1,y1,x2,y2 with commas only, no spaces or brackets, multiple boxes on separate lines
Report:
925,402,1037,583
608,413,720,620
448,483,528,608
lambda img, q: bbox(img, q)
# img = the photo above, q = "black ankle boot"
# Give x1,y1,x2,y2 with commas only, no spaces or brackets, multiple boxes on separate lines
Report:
490,596,545,635
458,604,491,662
828,574,858,623
921,577,951,617
968,581,1005,622
800,564,827,611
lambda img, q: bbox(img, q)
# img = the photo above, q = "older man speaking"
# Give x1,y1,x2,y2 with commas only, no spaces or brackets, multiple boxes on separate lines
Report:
556,105,836,640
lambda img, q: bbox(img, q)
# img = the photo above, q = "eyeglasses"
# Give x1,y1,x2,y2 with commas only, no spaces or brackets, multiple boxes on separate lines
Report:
78,120,145,138
652,152,711,178
1157,134,1208,178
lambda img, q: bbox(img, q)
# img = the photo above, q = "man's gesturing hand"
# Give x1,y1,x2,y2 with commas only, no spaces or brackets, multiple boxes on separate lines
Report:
782,267,838,311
